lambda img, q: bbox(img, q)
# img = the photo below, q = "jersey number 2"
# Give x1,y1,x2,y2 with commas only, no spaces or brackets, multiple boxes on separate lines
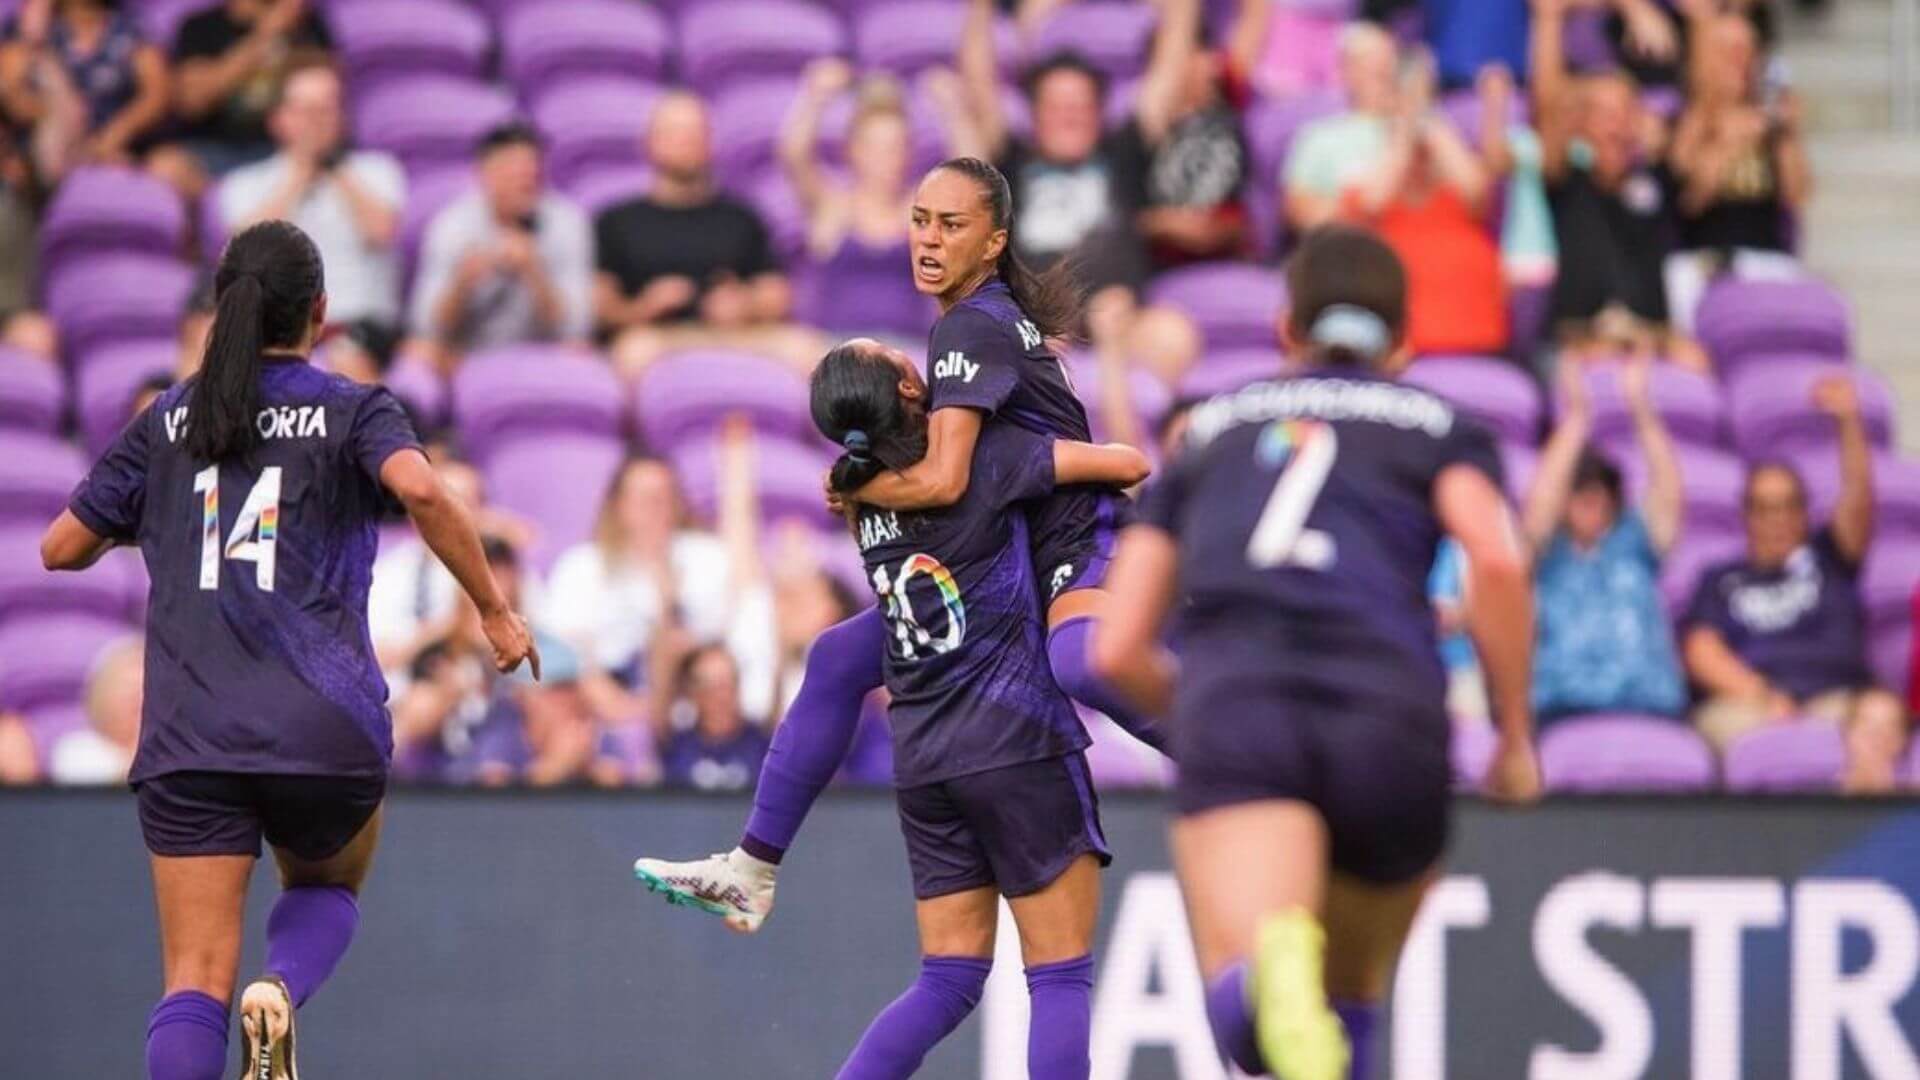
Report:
193,466,281,591
1246,426,1336,570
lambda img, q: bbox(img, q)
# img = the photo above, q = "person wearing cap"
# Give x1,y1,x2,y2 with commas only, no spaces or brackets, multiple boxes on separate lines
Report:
410,120,593,368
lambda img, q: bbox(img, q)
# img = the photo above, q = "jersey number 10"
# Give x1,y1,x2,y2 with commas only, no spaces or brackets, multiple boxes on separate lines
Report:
193,465,281,592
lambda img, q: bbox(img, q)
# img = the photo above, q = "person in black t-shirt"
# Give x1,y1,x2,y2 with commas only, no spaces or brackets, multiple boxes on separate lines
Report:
594,91,820,376
146,0,333,201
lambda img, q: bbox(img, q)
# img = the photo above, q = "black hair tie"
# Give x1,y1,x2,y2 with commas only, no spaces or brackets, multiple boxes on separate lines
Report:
842,429,872,464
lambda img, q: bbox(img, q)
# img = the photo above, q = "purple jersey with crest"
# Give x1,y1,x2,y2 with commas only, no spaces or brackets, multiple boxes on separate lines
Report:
854,423,1088,787
927,279,1125,595
68,358,422,783
1139,370,1504,715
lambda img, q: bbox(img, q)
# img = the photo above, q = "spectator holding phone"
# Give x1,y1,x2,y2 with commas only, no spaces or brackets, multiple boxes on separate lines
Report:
411,121,592,367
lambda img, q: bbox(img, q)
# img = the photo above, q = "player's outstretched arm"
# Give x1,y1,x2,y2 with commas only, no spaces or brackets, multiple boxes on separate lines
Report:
1053,440,1152,489
1089,525,1180,718
39,510,115,571
853,407,983,511
380,448,541,680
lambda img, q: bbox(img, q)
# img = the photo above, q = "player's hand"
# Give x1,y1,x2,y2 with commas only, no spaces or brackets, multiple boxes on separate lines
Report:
1484,734,1543,805
822,468,846,516
483,608,541,680
1811,374,1862,422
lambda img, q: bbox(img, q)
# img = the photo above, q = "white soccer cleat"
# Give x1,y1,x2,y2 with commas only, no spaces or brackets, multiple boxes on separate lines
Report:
235,976,298,1080
633,847,778,934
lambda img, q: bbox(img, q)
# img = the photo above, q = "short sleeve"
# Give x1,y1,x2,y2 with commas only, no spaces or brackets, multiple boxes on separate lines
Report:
980,426,1056,509
1681,567,1733,636
1613,511,1659,569
927,307,1021,416
352,153,406,210
736,203,775,276
594,205,630,279
68,408,154,543
1815,527,1862,579
1434,416,1506,494
348,387,422,488
1136,443,1200,539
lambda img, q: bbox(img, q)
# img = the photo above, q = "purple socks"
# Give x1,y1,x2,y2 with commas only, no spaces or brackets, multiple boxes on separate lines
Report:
1203,963,1381,1080
1046,617,1170,755
743,608,888,860
146,990,228,1080
265,885,360,1007
1026,954,1095,1080
837,955,992,1079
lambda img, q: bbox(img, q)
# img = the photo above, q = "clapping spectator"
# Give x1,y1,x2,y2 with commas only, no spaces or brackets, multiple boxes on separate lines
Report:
656,644,769,792
1663,9,1812,331
1283,23,1401,232
411,122,592,367
1683,376,1904,792
217,57,403,327
1335,50,1508,356
595,92,816,374
147,0,333,200
1525,359,1688,723
49,635,140,784
0,0,168,184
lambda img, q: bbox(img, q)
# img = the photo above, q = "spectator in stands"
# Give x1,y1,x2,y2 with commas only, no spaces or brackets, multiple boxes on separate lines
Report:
780,60,953,342
320,317,397,385
411,122,592,368
1134,0,1250,272
595,91,816,374
656,644,769,792
217,57,403,327
147,0,333,200
49,634,139,784
128,371,172,418
0,710,38,783
1283,23,1400,233
1335,50,1509,356
1683,377,1904,792
0,127,48,357
1525,359,1688,724
1664,10,1812,331
0,0,168,184
1531,0,1709,372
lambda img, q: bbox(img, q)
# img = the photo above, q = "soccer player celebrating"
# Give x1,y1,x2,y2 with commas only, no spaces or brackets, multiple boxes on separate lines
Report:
41,221,538,1080
1092,227,1541,1080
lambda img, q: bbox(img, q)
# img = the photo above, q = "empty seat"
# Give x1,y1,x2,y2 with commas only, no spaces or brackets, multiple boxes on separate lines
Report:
383,354,450,432
1796,450,1920,531
679,1,846,95
0,351,64,435
1862,539,1919,632
1607,442,1746,536
45,253,194,359
39,166,185,272
0,613,134,713
1241,89,1343,257
669,432,836,528
453,346,626,458
1695,279,1850,375
1147,262,1286,352
75,340,175,454
710,78,804,183
1063,355,1173,442
1025,2,1159,80
1874,620,1911,701
1540,714,1717,793
634,351,814,450
1727,361,1893,460
483,433,627,571
532,78,662,189
501,0,673,93
564,165,653,216
1497,440,1538,505
0,527,138,626
354,77,516,176
1721,721,1847,793
332,0,491,89
1578,362,1725,450
0,432,86,526
1400,355,1542,444
854,0,972,77
398,167,476,287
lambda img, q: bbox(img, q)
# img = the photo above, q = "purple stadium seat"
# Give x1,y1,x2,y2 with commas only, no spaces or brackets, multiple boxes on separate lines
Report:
1147,262,1286,352
1025,2,1158,80
1064,354,1173,442
483,433,626,571
1694,279,1850,375
1727,362,1894,460
354,77,516,176
1874,621,1911,701
565,165,654,216
45,253,194,362
38,166,185,271
453,346,625,459
0,431,84,526
633,351,814,451
332,0,491,88
738,169,809,263
501,1,673,93
711,78,803,183
1869,455,1920,542
679,1,846,95
1862,539,1919,632
670,433,837,528
1176,349,1289,399
0,613,133,712
1400,355,1542,444
1660,526,1744,614
0,527,137,626
383,353,449,431
0,351,63,435
855,0,1016,78
75,340,174,454
1539,714,1717,793
1451,721,1495,790
1498,440,1538,505
1721,721,1848,793
531,78,662,189
1561,6,1617,71
399,168,475,291
1608,442,1746,535
1576,363,1725,450
1242,88,1344,257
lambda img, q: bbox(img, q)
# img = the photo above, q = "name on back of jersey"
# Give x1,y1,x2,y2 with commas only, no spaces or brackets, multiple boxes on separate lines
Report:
858,510,902,552
933,351,980,384
161,404,330,445
1185,378,1455,449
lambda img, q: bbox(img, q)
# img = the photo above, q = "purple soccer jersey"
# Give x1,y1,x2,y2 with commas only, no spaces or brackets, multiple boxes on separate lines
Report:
854,423,1088,787
1139,371,1506,715
68,358,422,783
1681,528,1873,700
928,280,1125,597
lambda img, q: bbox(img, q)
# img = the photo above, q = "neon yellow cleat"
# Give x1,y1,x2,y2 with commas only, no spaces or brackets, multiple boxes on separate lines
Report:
1252,909,1349,1080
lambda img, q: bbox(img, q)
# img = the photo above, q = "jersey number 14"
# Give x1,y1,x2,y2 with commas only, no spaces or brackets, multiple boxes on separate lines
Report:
193,466,281,592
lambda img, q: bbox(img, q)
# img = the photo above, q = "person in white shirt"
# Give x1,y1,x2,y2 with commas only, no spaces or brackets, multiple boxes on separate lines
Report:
51,635,142,786
216,57,404,326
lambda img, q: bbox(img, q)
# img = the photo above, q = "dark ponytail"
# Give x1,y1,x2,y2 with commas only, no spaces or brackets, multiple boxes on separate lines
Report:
1284,225,1407,370
184,220,325,463
932,156,1082,341
810,342,928,513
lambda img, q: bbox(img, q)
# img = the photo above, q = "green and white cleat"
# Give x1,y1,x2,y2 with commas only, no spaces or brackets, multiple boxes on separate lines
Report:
633,848,777,934
1252,908,1349,1080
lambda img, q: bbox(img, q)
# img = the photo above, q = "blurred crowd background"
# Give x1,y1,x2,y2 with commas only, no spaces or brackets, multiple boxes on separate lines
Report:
0,0,1914,796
